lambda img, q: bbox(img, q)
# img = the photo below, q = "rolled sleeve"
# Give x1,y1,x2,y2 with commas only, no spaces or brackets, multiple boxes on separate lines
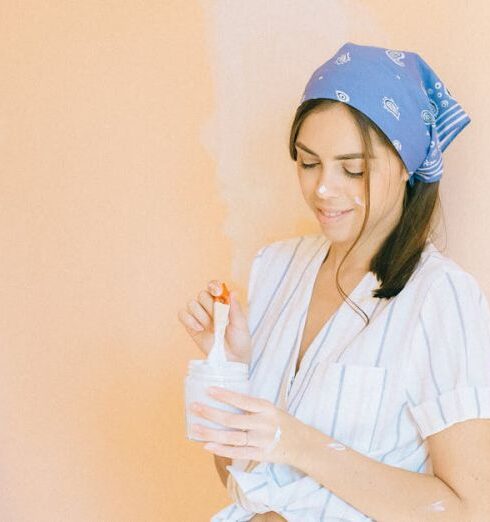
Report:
404,270,490,440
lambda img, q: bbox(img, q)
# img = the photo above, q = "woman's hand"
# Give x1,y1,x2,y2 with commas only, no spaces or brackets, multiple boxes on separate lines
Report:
189,386,311,467
177,280,252,364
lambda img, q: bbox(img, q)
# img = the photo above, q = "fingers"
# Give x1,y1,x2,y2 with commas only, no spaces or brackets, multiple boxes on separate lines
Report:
191,402,259,430
191,424,252,446
189,294,213,328
197,288,214,316
177,308,205,333
177,280,223,334
207,280,222,297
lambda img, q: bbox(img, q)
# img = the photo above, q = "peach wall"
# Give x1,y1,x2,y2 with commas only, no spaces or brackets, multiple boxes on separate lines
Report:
0,1,487,520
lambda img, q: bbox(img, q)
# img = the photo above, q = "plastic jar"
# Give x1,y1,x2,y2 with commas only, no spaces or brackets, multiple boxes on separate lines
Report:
184,359,250,442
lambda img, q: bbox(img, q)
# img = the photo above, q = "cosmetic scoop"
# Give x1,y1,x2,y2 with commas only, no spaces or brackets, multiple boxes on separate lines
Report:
207,282,231,364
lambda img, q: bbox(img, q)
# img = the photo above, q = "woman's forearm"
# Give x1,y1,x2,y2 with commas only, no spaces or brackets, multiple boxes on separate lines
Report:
213,454,232,487
294,424,465,522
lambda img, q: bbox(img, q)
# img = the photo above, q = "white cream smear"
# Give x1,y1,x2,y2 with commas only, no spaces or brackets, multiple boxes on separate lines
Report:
264,425,282,453
327,442,347,451
316,187,364,209
354,195,365,207
427,500,446,512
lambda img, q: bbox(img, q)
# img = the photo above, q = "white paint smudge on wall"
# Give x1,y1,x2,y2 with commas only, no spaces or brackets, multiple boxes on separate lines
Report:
198,1,383,283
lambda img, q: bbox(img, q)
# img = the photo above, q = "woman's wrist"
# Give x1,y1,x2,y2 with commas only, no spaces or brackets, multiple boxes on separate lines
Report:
226,351,251,365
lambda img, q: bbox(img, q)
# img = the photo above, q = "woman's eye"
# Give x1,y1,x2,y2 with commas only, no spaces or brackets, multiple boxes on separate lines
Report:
344,169,364,177
299,162,363,177
300,162,318,169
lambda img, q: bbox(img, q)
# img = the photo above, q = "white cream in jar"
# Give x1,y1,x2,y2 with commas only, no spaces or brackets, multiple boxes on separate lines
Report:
185,359,250,442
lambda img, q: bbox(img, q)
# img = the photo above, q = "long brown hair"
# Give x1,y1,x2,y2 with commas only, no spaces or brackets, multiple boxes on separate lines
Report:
289,99,442,326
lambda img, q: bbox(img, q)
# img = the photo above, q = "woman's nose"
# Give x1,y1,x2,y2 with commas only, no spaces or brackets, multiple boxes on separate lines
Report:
316,182,338,197
315,169,341,196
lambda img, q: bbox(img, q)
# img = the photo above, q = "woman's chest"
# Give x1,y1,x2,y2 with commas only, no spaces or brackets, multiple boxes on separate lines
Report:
284,295,414,455
287,319,412,456
295,271,366,375
296,287,343,374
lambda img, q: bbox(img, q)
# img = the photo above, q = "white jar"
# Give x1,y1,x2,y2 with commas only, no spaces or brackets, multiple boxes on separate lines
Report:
185,359,250,442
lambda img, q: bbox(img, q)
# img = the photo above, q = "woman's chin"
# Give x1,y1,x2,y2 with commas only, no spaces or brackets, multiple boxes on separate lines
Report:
318,226,356,244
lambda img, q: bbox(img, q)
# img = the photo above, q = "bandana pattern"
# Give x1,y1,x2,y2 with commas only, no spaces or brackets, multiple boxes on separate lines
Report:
299,42,471,186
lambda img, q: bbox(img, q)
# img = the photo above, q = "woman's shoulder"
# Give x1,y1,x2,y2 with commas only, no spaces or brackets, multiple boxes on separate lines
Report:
247,234,323,308
411,241,484,302
247,234,324,299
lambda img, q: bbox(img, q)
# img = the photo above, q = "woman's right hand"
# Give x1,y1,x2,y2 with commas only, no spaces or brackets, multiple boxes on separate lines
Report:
177,280,252,365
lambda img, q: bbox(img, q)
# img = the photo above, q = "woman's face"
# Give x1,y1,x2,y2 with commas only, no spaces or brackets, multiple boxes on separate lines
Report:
294,103,409,247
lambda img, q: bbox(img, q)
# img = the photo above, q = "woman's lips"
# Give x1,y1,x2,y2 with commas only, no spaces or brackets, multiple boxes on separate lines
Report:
316,208,353,224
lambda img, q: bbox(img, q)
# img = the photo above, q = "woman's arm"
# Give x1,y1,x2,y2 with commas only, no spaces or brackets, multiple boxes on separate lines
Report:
294,423,469,522
213,454,232,487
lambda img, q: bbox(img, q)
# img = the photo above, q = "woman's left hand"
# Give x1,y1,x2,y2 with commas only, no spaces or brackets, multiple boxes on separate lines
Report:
189,386,311,466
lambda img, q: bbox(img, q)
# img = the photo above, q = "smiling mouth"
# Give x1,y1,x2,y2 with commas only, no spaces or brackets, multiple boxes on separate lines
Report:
317,208,353,217
316,208,354,223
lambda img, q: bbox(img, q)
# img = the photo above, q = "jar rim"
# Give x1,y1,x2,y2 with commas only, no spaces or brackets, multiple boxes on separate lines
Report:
187,359,249,378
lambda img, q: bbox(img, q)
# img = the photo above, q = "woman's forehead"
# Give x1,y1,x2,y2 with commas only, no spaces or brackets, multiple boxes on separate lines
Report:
296,111,385,158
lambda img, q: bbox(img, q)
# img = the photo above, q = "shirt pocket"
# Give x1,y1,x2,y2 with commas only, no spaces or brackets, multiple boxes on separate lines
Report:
317,361,388,454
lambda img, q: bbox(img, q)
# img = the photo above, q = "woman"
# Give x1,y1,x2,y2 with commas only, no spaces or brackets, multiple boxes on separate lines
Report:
178,42,490,521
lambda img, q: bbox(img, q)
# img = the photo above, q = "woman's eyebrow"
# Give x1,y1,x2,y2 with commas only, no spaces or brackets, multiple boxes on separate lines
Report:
295,141,375,159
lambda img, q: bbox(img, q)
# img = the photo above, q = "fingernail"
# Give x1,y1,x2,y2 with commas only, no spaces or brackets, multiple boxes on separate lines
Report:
209,282,221,293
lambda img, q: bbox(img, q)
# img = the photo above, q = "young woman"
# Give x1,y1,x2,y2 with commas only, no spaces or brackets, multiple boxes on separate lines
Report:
178,42,490,521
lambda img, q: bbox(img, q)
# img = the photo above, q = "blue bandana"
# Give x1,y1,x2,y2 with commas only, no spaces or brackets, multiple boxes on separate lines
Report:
299,42,471,187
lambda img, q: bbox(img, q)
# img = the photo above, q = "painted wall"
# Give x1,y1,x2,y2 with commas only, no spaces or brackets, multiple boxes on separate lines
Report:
0,1,487,520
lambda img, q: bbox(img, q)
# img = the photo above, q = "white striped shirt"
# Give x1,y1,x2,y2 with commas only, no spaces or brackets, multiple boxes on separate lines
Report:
211,233,490,521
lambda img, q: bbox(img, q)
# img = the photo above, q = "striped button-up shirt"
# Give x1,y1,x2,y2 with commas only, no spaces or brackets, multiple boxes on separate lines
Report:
211,233,490,521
